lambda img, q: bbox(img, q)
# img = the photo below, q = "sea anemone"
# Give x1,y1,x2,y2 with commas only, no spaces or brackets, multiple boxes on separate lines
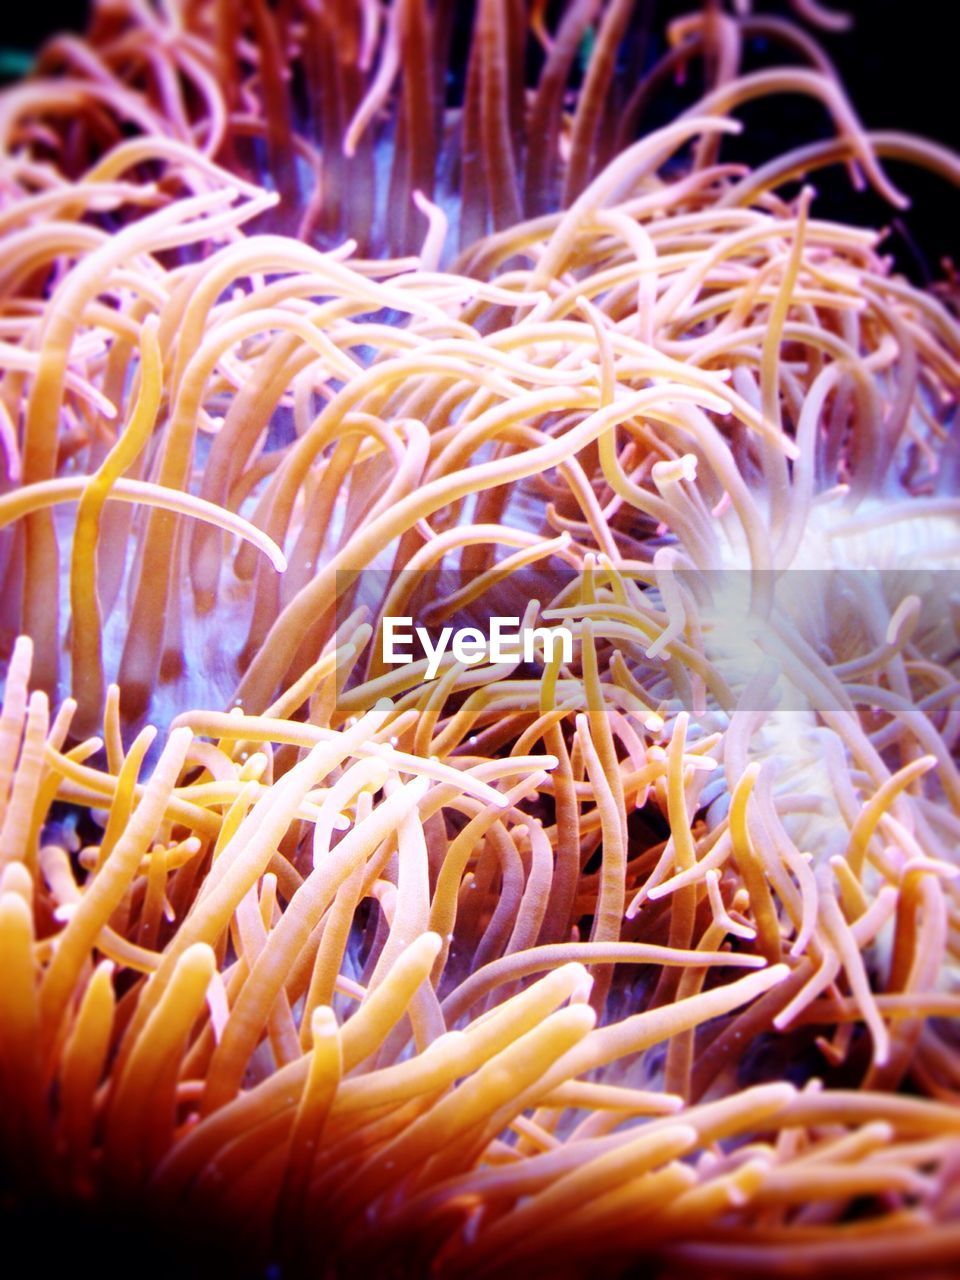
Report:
1,2,959,1277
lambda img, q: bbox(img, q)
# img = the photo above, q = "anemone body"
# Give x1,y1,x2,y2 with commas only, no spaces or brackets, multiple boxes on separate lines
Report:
1,2,959,1278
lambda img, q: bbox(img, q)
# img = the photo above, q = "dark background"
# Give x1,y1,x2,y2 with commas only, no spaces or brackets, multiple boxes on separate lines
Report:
0,2,955,271
2,2,955,276
4,1,953,147
3,1,955,146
